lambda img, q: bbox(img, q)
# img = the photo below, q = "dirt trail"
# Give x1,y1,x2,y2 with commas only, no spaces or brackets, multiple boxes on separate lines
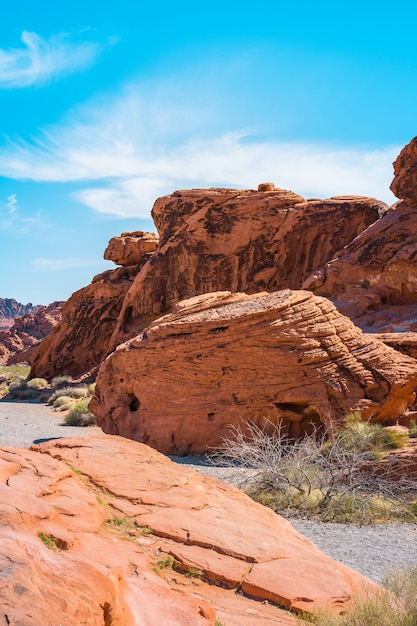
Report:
0,400,100,448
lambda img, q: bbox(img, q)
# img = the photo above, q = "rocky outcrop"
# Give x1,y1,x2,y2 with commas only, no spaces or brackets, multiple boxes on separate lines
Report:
0,298,41,330
0,434,376,624
390,136,417,204
30,233,157,378
90,291,417,454
304,136,417,332
31,187,384,379
0,302,62,365
104,230,159,266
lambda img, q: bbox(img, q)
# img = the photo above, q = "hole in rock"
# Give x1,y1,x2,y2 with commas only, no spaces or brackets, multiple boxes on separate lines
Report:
129,395,140,412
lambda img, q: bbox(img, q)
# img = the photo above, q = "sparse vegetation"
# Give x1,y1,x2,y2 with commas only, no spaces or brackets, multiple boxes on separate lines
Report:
409,419,417,439
301,566,417,625
26,377,48,390
37,532,67,551
213,414,416,524
0,367,96,417
64,399,96,426
51,375,73,388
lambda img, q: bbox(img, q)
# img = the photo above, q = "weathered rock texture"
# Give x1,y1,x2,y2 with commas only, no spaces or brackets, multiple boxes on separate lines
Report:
30,232,158,378
104,230,159,266
0,434,376,624
304,136,417,333
0,302,62,366
31,188,385,379
90,291,417,454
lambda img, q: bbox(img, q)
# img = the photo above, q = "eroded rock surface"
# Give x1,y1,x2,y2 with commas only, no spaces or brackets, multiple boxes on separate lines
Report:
31,188,384,379
0,434,376,624
30,233,155,378
304,137,417,332
90,291,417,454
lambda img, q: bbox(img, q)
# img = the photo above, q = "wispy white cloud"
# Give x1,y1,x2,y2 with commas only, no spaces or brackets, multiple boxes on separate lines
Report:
0,81,400,217
32,257,101,271
0,194,18,214
0,31,102,88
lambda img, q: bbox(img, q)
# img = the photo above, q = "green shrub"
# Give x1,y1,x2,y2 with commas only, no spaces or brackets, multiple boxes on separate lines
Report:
53,395,74,409
409,419,417,438
48,386,88,405
64,400,96,426
51,375,73,389
27,377,48,390
339,412,408,459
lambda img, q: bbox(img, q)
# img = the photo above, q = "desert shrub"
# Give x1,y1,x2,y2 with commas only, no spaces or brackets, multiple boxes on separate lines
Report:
8,378,39,400
409,419,417,439
64,400,96,426
51,375,73,389
27,377,48,390
214,417,416,524
48,386,88,404
336,412,408,459
70,386,88,399
305,566,417,625
53,395,74,409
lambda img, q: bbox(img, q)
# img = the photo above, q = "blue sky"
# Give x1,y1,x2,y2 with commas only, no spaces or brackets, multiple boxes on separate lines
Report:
1,1,416,305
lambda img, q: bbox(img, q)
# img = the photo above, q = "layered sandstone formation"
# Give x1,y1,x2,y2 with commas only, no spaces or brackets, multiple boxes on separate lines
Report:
31,188,384,379
0,434,376,624
0,302,62,365
30,232,159,378
304,136,417,332
90,291,417,454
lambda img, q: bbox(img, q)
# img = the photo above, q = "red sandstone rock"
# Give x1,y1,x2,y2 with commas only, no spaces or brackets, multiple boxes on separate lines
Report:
104,230,159,266
31,188,384,379
390,136,417,204
303,200,417,330
90,290,417,454
30,236,154,378
304,137,417,333
0,302,62,365
3,433,373,623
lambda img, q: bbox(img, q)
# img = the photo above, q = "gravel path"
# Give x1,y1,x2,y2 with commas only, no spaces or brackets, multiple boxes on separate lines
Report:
0,400,100,448
1,403,415,584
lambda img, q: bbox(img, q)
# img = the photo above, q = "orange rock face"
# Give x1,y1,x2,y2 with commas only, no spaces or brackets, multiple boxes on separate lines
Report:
30,235,155,378
0,301,62,365
31,187,385,379
90,291,417,454
104,230,159,266
390,136,417,204
304,137,417,333
0,434,376,624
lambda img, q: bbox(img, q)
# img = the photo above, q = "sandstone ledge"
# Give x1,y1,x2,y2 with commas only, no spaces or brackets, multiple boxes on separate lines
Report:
0,434,377,624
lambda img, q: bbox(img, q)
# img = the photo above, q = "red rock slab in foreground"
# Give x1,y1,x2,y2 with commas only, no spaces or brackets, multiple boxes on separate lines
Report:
90,290,417,454
32,434,376,620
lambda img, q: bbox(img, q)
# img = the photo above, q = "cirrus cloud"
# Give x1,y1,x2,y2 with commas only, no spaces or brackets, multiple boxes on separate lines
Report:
0,30,103,88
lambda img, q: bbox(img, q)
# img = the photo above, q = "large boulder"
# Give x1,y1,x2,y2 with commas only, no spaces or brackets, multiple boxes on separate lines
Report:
31,187,385,379
0,434,376,624
304,136,417,333
90,291,417,454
